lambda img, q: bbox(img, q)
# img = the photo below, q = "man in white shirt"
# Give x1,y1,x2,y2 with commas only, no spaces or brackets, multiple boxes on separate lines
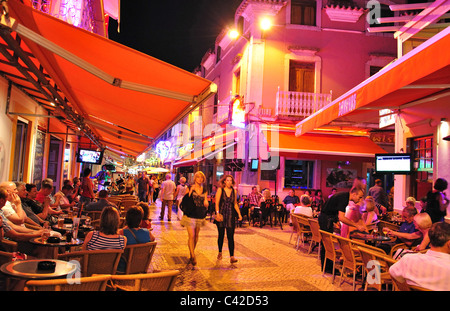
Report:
291,194,313,218
159,174,176,221
0,181,27,226
389,221,450,291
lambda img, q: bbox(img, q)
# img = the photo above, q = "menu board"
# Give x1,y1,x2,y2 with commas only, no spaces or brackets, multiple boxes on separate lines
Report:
32,130,45,189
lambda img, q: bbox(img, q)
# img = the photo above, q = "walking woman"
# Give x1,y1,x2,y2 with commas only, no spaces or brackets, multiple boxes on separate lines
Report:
180,171,209,266
215,175,242,264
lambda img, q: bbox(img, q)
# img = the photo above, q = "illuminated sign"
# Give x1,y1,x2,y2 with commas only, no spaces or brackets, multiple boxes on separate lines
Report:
230,96,246,129
155,141,172,161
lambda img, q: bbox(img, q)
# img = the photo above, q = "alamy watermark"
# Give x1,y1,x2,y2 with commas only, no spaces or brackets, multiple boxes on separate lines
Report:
366,0,382,26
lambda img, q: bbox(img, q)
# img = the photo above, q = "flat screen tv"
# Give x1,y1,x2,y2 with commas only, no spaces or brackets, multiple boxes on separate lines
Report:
375,153,412,174
76,149,103,165
250,159,259,171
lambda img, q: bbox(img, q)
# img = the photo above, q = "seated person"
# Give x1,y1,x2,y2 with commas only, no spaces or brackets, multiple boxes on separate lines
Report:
53,184,77,212
340,194,365,238
257,189,273,227
0,181,27,226
137,202,152,229
384,210,432,254
405,197,416,209
82,206,127,250
34,183,63,216
384,207,421,247
283,189,300,224
362,196,378,230
119,205,155,244
291,194,313,218
389,222,450,291
239,196,251,221
85,190,117,212
117,205,155,273
16,182,44,227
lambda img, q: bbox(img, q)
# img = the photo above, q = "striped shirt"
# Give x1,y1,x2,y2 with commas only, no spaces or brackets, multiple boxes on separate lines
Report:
86,231,125,251
389,250,450,290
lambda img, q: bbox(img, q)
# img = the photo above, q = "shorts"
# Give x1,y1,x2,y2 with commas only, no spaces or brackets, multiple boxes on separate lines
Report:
180,215,206,228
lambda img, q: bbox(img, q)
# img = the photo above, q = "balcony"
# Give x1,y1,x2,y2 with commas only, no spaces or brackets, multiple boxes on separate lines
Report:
276,90,332,118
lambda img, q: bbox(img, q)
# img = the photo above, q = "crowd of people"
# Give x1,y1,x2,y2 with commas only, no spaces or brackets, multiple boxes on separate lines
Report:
1,166,448,291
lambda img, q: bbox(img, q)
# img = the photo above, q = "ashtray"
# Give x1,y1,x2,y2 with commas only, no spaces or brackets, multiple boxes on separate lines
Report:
37,261,56,272
47,236,61,243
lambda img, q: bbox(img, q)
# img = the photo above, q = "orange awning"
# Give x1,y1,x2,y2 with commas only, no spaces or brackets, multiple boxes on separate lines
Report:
3,1,216,157
295,26,450,136
263,131,387,157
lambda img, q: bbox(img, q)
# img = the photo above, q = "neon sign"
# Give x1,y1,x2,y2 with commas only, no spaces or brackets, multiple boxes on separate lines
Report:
155,141,172,161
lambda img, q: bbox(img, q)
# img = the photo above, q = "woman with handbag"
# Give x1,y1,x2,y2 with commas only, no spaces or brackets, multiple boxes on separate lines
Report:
180,171,209,266
214,175,242,264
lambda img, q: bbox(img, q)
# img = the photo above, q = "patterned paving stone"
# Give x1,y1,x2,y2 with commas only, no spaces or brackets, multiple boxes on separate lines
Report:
148,201,355,291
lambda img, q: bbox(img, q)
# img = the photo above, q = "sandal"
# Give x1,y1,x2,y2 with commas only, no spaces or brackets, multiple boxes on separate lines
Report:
230,257,238,264
217,252,222,260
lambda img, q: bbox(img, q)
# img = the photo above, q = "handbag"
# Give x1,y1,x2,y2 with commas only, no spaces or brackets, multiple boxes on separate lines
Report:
215,212,223,222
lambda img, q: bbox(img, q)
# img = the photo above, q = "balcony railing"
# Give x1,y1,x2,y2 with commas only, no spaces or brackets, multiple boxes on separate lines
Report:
276,90,332,118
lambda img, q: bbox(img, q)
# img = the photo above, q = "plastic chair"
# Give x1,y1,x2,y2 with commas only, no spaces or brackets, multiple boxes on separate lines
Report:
319,230,342,284
24,274,111,291
58,249,123,277
110,270,180,291
119,241,157,274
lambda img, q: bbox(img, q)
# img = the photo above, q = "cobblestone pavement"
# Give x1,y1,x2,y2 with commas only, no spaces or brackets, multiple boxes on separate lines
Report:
147,201,354,291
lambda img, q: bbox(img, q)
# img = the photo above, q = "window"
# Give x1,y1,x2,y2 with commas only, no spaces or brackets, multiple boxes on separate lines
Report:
291,0,316,26
284,160,314,189
370,66,383,76
289,61,315,93
413,136,433,174
12,120,28,182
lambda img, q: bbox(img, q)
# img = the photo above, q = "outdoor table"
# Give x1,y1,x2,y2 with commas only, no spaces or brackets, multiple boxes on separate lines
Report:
0,259,78,280
350,231,392,247
30,237,84,259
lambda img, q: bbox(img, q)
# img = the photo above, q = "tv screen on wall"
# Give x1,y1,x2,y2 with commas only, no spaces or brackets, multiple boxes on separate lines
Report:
375,153,412,174
76,149,103,165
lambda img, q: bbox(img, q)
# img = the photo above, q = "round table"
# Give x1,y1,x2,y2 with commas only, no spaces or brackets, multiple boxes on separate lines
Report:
0,259,78,280
30,237,84,259
350,231,392,246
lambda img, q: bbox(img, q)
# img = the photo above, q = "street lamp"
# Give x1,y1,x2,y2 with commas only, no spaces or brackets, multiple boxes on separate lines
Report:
259,17,273,31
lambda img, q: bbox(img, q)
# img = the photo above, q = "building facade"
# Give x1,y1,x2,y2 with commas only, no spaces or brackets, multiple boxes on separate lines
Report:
167,0,400,199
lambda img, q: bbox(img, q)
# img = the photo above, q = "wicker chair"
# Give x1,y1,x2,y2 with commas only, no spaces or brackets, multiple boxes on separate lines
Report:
24,274,111,291
289,214,301,249
296,215,312,249
307,218,321,257
58,249,123,277
357,246,394,291
335,235,365,291
110,270,180,291
319,230,342,284
119,242,157,274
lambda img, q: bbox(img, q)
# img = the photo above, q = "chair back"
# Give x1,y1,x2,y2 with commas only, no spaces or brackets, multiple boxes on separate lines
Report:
86,210,102,222
58,249,124,277
319,230,338,258
308,218,321,242
0,251,14,266
122,242,157,274
120,200,138,210
25,274,111,291
291,214,300,232
335,235,358,268
111,270,180,291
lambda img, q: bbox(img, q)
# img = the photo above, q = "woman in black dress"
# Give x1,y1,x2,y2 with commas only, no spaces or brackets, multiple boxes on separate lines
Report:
214,175,242,264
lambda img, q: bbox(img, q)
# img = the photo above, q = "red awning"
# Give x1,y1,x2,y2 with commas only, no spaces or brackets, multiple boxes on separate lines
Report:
263,131,387,157
295,26,450,136
3,1,216,157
